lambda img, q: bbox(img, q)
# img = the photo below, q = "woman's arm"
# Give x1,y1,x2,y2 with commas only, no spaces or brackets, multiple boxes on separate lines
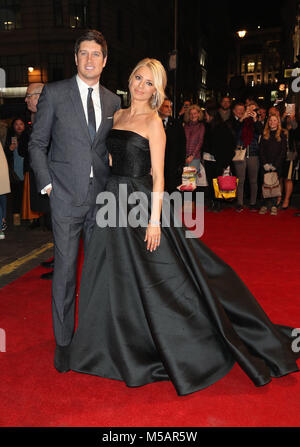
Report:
185,124,205,162
3,132,14,169
109,109,124,167
275,133,288,170
144,116,166,252
196,123,205,158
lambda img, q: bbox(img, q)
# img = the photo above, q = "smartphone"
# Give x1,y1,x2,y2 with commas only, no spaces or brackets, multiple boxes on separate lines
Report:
285,103,295,116
11,136,17,144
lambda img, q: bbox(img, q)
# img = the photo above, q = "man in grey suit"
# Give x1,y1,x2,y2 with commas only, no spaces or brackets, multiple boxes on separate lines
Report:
29,30,121,373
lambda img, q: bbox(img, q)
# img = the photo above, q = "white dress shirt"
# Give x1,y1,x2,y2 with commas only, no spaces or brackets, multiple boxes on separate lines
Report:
76,74,102,133
41,75,102,194
162,116,169,128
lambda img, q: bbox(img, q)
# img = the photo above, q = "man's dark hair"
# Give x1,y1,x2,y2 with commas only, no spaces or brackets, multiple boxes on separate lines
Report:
205,99,217,112
232,101,245,109
74,29,107,58
220,95,231,103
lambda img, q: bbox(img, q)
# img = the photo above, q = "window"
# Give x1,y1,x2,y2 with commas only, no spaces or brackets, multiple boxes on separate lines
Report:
247,61,255,73
257,60,262,72
0,55,27,86
256,74,261,84
69,0,88,29
201,69,207,85
199,50,206,67
198,89,206,102
0,0,21,30
247,75,254,86
53,0,63,27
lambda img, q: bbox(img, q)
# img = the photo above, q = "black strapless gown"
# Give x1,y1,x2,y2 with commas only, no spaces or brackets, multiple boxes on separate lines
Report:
69,129,299,396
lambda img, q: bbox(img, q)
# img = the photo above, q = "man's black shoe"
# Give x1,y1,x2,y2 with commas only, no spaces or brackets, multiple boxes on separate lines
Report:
54,344,71,373
294,213,300,217
40,270,53,280
41,258,54,269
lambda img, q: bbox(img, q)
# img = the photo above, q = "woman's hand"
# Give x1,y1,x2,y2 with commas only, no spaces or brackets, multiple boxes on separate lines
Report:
109,153,112,166
186,155,194,165
9,142,17,151
250,111,257,122
144,222,161,252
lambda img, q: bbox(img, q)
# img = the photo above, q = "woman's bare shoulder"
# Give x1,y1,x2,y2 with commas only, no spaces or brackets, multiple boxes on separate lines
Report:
114,108,127,121
147,111,163,131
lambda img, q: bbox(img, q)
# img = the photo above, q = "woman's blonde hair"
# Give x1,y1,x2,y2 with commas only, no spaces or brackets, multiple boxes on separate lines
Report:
188,104,204,122
263,113,287,142
128,58,167,110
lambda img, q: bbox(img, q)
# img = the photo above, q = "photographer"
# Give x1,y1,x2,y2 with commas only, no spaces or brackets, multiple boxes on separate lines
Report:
232,101,262,212
178,100,191,125
202,105,236,212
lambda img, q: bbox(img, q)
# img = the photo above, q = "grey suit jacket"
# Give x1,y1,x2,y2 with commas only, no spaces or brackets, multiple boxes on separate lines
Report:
29,76,121,206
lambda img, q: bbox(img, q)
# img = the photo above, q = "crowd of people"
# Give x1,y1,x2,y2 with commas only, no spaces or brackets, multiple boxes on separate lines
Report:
1,86,300,243
0,82,52,242
1,29,299,395
160,95,300,216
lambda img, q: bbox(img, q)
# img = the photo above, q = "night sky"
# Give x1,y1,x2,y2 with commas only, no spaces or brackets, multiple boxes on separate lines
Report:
228,0,283,29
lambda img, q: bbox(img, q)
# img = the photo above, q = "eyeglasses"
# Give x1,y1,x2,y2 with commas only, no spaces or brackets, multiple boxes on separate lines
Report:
25,93,41,98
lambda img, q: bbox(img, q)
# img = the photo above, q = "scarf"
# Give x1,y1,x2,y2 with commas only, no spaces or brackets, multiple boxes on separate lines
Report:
241,117,254,148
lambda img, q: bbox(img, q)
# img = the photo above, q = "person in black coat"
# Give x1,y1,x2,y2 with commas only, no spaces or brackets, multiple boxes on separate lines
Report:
24,82,54,279
202,107,236,211
159,98,186,193
4,117,27,225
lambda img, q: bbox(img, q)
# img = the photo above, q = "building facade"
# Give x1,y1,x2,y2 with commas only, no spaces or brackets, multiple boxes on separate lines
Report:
227,26,283,104
0,0,172,114
174,0,209,110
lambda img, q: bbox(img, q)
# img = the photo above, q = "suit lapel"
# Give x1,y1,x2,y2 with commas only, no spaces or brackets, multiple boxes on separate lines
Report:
69,76,92,143
92,84,107,147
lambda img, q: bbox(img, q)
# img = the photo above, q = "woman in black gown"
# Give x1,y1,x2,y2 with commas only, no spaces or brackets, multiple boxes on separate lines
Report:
69,58,299,396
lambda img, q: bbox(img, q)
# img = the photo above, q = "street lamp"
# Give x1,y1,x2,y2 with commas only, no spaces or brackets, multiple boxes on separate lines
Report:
237,30,247,39
236,30,247,76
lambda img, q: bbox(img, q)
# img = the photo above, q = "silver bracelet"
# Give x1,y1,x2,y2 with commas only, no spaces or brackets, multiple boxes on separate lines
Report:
149,219,161,226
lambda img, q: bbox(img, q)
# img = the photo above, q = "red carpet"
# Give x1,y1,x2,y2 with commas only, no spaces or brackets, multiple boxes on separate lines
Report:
0,207,300,427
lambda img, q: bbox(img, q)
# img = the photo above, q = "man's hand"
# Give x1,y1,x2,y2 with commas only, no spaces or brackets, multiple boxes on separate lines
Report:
46,186,52,197
240,110,250,122
250,111,257,122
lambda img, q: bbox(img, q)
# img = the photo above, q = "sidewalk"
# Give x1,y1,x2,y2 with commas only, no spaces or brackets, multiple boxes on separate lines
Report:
0,222,53,289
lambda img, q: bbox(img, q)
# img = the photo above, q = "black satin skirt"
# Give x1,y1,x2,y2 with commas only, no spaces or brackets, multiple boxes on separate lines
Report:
69,174,299,396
